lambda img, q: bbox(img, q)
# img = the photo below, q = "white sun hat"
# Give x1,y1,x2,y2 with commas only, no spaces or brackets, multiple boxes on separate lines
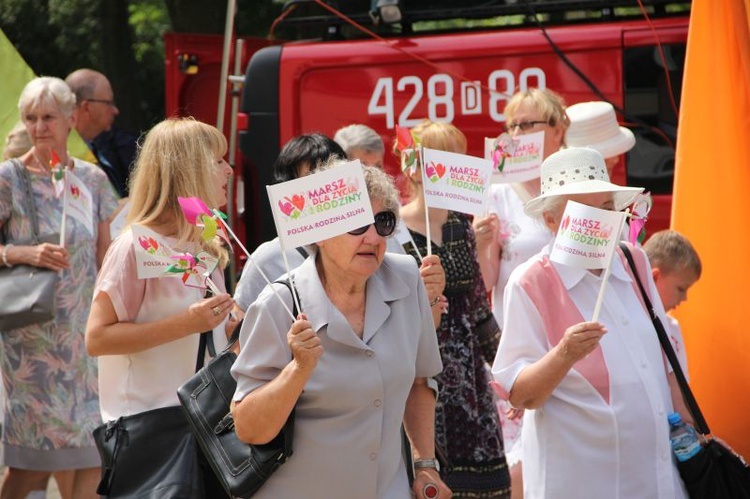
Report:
565,101,636,159
525,147,643,217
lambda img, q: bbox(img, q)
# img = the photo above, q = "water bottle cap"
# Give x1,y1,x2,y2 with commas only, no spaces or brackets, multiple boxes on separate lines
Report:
667,412,682,425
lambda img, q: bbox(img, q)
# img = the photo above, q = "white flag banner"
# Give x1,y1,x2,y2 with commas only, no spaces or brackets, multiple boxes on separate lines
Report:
392,217,423,262
421,147,493,216
63,170,94,235
550,200,626,269
131,224,177,279
267,160,374,248
484,130,545,184
392,218,414,248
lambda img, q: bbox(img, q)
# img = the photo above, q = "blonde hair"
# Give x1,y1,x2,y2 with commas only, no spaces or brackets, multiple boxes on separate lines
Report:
18,77,77,119
504,88,570,136
3,122,32,159
127,117,229,266
410,119,467,154
643,230,702,277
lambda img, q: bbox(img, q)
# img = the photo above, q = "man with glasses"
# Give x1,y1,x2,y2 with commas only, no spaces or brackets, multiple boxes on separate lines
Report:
66,69,137,197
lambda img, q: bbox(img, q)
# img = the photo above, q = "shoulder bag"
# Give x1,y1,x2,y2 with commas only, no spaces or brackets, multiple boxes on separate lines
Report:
0,159,59,331
177,280,297,498
92,330,225,498
620,243,750,499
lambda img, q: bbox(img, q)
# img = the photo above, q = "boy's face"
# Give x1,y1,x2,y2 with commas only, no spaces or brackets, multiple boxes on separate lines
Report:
652,267,700,312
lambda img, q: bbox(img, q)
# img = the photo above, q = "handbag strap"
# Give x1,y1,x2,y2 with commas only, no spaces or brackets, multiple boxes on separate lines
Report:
196,290,218,372
618,242,711,436
11,159,43,244
274,277,299,455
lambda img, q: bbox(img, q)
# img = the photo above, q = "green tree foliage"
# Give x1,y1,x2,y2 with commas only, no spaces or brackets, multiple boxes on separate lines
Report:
0,0,283,135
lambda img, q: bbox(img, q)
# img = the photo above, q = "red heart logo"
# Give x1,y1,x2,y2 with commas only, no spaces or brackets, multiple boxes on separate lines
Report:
138,236,150,251
434,163,446,178
426,163,437,179
148,237,159,250
278,200,294,216
290,194,305,211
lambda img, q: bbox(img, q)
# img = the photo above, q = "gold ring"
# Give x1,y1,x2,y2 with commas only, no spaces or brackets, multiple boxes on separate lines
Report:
213,306,221,316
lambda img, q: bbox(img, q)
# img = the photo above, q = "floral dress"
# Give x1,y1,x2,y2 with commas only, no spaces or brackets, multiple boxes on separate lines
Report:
404,212,511,498
0,158,118,469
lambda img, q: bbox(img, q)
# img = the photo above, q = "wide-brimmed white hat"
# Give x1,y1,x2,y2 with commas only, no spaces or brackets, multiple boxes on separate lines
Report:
565,101,635,159
525,147,643,217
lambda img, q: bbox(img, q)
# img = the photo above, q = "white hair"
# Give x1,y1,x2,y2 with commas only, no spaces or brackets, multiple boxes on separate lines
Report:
18,77,77,119
334,124,384,156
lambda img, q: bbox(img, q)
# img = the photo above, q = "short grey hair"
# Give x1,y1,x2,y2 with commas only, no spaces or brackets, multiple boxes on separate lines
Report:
18,77,77,119
315,157,400,218
333,124,385,156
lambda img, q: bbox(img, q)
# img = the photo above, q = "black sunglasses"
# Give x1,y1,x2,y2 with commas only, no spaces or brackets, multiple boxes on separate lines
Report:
347,211,396,237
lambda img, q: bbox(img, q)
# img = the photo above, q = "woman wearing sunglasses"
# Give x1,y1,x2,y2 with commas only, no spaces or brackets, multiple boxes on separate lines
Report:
231,160,452,499
470,88,569,499
398,120,510,498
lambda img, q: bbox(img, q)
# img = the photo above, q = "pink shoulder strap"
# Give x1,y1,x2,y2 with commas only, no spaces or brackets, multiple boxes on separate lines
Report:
519,257,610,404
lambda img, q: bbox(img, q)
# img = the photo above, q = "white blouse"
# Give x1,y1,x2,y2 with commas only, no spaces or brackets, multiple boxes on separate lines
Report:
492,243,687,499
94,228,228,421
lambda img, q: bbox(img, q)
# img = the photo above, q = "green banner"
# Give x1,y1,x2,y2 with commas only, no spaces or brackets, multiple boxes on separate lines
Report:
0,29,94,161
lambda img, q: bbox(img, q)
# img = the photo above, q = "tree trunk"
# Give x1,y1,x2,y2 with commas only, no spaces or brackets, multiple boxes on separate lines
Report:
100,0,142,133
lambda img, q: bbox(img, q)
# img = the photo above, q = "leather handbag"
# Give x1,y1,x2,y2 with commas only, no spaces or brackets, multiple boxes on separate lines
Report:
620,243,750,499
177,280,298,498
93,405,204,498
94,326,219,498
0,160,58,331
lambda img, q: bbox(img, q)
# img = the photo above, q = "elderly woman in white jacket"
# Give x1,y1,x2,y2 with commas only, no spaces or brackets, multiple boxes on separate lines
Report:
232,161,451,499
492,148,691,499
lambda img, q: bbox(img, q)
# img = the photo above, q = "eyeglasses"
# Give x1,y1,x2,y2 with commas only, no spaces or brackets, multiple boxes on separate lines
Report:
505,120,549,133
86,98,116,108
347,211,396,237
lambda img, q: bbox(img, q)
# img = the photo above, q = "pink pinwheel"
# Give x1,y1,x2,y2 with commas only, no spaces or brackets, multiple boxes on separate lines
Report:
628,192,653,244
178,196,230,244
178,197,212,224
164,252,212,288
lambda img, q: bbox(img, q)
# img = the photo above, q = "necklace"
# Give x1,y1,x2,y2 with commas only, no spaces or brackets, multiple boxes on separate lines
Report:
30,151,71,174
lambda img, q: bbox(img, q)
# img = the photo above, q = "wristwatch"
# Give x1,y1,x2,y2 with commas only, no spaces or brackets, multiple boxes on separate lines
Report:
413,458,440,472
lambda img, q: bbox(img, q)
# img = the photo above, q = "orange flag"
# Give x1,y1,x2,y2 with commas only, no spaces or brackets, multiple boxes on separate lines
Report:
671,0,750,457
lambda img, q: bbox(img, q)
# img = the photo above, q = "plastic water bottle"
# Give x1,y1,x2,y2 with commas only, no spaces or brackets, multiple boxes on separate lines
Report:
668,412,701,462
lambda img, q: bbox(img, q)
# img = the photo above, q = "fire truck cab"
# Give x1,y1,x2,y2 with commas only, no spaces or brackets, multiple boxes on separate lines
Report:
166,0,691,256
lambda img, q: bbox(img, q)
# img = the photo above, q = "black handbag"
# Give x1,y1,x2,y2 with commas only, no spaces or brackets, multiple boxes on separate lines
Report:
177,280,297,498
0,160,58,331
620,243,750,499
93,328,221,498
93,405,203,498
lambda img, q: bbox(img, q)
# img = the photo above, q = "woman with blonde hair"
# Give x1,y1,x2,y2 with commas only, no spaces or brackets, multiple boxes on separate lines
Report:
471,88,569,498
2,121,32,160
0,77,119,499
398,120,511,498
86,117,234,497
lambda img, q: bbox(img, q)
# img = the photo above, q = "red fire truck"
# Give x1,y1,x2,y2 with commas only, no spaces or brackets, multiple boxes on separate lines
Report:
165,0,690,260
